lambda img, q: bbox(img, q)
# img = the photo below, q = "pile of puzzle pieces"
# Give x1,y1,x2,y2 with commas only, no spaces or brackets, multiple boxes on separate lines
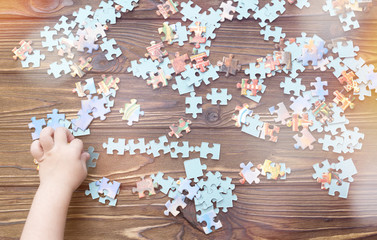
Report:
103,135,220,160
133,157,236,234
239,160,291,184
85,177,121,206
312,156,357,198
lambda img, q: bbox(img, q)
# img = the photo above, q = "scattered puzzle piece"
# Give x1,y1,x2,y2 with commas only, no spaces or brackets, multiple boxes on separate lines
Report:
12,40,33,60
206,88,232,105
119,99,144,126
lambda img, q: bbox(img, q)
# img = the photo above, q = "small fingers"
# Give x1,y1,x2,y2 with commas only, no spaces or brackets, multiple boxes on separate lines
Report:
39,127,54,152
30,140,44,160
70,138,84,155
54,127,72,145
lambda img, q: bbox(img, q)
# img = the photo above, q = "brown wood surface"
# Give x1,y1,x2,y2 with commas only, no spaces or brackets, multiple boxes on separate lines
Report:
1,0,377,239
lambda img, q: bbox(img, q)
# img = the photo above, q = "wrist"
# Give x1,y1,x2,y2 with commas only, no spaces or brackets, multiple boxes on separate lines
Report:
38,181,73,201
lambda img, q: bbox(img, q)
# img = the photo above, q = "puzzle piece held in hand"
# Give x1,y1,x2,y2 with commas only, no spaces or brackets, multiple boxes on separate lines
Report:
87,146,99,168
46,109,65,129
28,117,46,140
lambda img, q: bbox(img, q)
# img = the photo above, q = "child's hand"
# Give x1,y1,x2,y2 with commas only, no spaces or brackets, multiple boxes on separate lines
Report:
30,127,89,193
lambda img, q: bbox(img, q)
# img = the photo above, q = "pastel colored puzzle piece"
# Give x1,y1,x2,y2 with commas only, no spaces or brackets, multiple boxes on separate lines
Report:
241,114,263,138
102,137,127,155
194,142,220,160
293,128,316,150
338,11,359,32
21,50,45,68
196,210,222,234
239,162,261,184
185,92,202,118
184,158,207,182
260,25,286,43
146,135,170,157
335,156,357,182
119,99,144,126
46,109,65,129
232,103,253,127
206,88,232,105
151,171,174,194
127,138,147,155
132,176,156,198
310,77,328,101
280,77,306,96
28,117,46,140
100,38,122,61
40,26,58,51
96,177,121,199
325,179,350,198
170,141,194,158
164,195,187,216
47,58,73,78
12,40,33,60
269,102,290,124
87,146,99,168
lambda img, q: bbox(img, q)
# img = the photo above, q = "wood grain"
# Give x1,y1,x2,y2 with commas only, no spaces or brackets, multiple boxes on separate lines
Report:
1,0,377,239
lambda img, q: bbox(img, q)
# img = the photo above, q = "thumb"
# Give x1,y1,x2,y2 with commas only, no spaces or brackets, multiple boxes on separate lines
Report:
80,152,90,163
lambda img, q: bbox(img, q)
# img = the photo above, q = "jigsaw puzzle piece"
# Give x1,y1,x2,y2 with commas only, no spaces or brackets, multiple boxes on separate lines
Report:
102,137,127,155
170,141,194,158
28,117,46,140
194,142,220,160
46,109,65,129
206,88,232,105
132,176,156,198
184,158,207,182
146,135,170,157
185,92,202,118
87,146,99,168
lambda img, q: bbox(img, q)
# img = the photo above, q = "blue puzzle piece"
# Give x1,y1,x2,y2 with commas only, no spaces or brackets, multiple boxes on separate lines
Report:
170,141,194,158
184,158,207,182
260,25,286,43
172,75,194,95
87,146,99,168
100,38,122,61
206,88,232,105
28,117,46,140
325,179,350,198
47,109,65,130
241,114,263,138
146,135,170,157
280,77,306,96
194,142,221,160
185,92,202,118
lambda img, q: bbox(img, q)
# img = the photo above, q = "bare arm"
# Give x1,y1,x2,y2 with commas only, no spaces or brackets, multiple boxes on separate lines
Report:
21,127,89,240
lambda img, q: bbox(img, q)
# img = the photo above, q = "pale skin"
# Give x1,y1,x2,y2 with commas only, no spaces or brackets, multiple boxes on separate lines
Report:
21,127,90,240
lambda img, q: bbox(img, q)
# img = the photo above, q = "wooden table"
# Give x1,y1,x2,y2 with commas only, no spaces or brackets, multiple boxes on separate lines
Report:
1,0,377,239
